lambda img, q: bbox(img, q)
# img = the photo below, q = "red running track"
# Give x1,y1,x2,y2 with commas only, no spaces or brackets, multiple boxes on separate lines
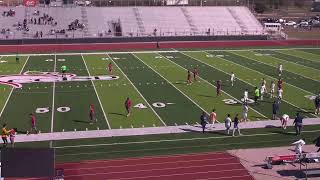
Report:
10,152,254,180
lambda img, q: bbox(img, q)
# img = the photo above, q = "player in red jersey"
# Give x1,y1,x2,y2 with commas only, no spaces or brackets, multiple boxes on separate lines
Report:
125,97,132,117
9,128,16,148
216,80,222,96
277,78,283,90
108,62,113,74
187,70,192,85
193,67,199,82
89,104,97,124
27,113,38,135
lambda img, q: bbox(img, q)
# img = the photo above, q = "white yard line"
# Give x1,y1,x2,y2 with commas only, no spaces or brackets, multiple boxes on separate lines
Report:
0,56,29,118
106,53,167,126
200,51,318,118
1,47,320,57
274,50,320,72
179,51,268,119
245,50,320,83
231,51,319,94
50,54,57,147
81,54,111,129
133,53,211,120
158,52,264,121
277,49,320,63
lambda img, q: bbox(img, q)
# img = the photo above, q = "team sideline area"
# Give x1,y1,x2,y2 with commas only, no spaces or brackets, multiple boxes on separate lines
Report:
0,47,320,179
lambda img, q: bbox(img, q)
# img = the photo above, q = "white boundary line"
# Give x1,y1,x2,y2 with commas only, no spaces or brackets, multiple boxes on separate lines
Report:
0,56,29,119
177,51,268,119
274,50,320,72
199,51,318,118
81,54,111,129
158,52,266,120
277,49,320,64
0,47,320,57
231,51,319,94
106,53,167,126
245,50,320,83
50,54,57,147
132,53,211,120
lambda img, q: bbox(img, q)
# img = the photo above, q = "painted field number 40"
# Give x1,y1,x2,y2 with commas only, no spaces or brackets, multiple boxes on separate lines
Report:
134,102,174,109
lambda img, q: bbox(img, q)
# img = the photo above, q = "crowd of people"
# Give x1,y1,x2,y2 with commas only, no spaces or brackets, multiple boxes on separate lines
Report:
2,9,15,17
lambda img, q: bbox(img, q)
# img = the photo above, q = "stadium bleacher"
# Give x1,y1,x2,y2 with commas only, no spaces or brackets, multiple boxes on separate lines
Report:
0,6,265,39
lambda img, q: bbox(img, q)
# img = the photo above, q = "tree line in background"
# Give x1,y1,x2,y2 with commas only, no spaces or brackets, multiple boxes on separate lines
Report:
254,0,313,13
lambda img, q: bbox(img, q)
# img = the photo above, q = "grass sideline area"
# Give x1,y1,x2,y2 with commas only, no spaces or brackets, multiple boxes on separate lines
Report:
0,47,319,163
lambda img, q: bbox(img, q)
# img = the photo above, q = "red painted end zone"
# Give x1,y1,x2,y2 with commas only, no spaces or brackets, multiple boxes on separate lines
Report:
0,39,319,53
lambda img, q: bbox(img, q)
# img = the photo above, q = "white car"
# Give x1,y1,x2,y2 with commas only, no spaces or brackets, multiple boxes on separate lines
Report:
284,21,296,26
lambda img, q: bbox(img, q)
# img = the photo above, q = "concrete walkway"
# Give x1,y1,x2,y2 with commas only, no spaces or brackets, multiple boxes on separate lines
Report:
14,118,320,143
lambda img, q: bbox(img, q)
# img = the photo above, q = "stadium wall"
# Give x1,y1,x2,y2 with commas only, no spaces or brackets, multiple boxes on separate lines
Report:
0,39,319,53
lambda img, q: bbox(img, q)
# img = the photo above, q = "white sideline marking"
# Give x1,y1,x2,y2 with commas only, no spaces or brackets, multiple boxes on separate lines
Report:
0,56,29,118
81,54,111,129
62,157,236,171
50,54,57,148
246,50,320,83
0,47,320,57
107,53,167,126
203,51,318,118
133,53,211,120
179,51,267,119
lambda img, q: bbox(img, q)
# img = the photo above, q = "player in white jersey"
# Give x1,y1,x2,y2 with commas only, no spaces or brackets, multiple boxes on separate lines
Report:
278,64,283,77
270,81,275,98
243,89,249,103
260,83,267,100
242,103,249,122
278,88,283,100
230,72,235,87
280,114,289,129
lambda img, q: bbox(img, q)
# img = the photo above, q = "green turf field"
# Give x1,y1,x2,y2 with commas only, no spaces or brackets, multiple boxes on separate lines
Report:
0,47,319,162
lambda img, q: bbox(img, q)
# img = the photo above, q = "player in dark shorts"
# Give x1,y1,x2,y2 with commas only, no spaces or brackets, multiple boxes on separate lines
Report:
193,67,199,82
108,62,113,74
125,97,132,117
28,113,38,134
16,55,20,64
315,94,320,115
89,104,97,124
187,70,192,85
216,80,222,96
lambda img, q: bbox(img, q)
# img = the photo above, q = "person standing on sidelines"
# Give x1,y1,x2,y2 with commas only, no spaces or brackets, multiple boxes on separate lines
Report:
280,114,289,129
1,123,9,147
224,114,232,135
200,111,208,133
272,100,279,120
209,109,217,128
61,65,68,79
292,138,305,154
125,97,132,117
9,128,16,148
108,62,113,74
314,94,320,115
232,114,242,136
313,135,320,152
230,72,235,87
270,81,275,98
193,67,199,82
254,87,260,104
242,103,249,122
293,113,303,136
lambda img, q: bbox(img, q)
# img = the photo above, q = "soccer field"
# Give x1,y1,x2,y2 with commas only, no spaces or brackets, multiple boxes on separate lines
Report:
0,47,319,133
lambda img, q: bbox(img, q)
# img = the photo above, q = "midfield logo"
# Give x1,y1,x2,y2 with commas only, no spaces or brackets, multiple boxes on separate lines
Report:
0,71,119,88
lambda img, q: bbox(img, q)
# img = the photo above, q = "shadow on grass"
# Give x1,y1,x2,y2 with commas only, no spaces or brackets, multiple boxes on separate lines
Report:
73,120,90,124
109,112,126,117
277,169,305,179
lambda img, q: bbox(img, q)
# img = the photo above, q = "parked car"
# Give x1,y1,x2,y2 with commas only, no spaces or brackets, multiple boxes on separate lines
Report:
284,21,296,26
